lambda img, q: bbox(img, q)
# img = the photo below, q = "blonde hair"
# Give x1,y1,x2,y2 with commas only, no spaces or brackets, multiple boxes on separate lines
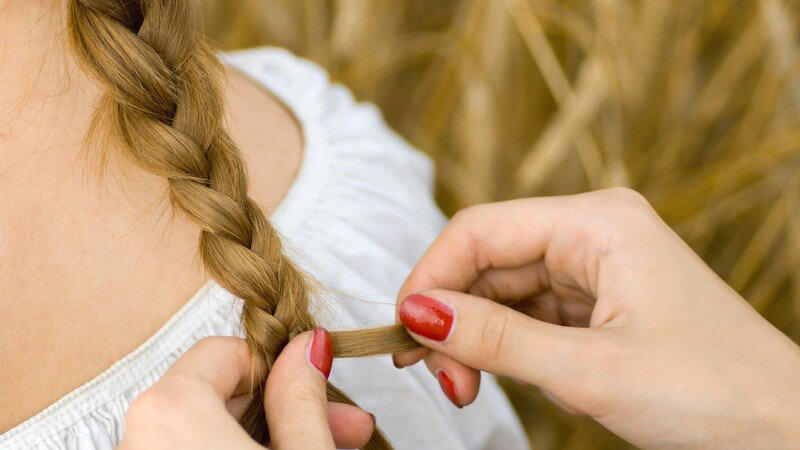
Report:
66,1,417,447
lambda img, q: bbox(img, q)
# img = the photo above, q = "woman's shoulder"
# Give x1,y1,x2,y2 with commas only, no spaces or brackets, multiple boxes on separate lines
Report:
220,46,432,178
221,49,305,217
221,47,446,248
220,47,341,111
221,46,447,323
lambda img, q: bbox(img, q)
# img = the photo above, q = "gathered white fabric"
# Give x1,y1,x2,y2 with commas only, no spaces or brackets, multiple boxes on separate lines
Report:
0,47,528,450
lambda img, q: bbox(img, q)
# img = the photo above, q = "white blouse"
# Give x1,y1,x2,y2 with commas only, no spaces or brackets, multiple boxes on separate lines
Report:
0,47,528,450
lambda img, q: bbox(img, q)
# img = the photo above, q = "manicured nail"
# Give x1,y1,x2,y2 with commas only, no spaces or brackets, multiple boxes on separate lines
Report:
307,327,333,379
436,369,461,408
398,294,455,342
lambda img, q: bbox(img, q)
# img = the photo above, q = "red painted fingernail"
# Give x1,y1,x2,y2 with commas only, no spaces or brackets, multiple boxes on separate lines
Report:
399,294,455,341
308,328,333,379
436,369,461,408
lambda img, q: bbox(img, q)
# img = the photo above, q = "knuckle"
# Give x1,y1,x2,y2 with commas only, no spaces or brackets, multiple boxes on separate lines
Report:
605,188,654,216
449,203,493,235
448,209,472,232
594,188,660,238
126,373,208,426
449,203,492,270
190,336,248,364
126,388,171,425
195,335,241,350
475,309,512,366
451,204,485,225
191,336,227,354
601,187,649,206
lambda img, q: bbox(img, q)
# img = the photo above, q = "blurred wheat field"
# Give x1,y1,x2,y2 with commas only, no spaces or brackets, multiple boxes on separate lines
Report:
200,1,800,448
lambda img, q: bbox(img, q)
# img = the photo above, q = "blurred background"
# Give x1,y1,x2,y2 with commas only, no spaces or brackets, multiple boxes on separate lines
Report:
200,1,800,448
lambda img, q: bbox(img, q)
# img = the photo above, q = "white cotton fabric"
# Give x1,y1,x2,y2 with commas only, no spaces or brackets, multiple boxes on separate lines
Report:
0,47,529,450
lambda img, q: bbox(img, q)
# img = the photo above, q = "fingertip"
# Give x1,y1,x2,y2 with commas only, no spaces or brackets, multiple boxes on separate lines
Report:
327,403,376,449
424,352,480,408
264,329,329,407
459,368,481,406
392,347,428,368
435,369,461,408
265,330,336,449
307,327,333,380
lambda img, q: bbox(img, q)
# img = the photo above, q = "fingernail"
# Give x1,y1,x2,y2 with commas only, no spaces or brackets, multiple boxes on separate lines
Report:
368,412,376,427
307,327,333,379
435,369,461,408
399,294,455,342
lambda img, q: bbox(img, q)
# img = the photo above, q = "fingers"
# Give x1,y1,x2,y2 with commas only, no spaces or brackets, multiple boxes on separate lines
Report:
139,335,375,449
422,351,480,408
398,289,592,390
399,198,566,297
394,189,657,366
392,346,428,368
122,337,265,450
394,197,569,366
265,328,335,450
327,402,376,449
467,261,550,305
227,396,376,445
168,336,266,402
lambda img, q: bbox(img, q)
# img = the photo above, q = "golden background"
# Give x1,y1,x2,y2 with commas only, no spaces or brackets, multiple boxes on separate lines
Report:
201,1,800,448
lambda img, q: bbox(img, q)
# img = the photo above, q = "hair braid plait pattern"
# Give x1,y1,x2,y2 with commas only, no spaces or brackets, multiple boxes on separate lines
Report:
67,1,417,448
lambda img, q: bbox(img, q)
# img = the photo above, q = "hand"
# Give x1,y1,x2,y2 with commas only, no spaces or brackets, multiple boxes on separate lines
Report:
394,188,800,449
118,332,374,450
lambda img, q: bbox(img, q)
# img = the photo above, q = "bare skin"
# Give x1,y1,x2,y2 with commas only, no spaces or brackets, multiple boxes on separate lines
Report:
0,1,302,432
117,335,375,450
393,190,800,449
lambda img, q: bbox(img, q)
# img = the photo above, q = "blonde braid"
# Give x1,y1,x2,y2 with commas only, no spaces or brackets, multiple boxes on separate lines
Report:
67,1,416,447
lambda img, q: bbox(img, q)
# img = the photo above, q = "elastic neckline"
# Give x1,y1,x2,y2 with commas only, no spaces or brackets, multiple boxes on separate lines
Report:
0,282,219,445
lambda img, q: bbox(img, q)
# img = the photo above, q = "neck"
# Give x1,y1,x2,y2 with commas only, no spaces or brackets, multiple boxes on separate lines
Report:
0,1,99,174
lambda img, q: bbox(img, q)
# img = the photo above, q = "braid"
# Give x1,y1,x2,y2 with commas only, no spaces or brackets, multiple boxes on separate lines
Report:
67,1,416,448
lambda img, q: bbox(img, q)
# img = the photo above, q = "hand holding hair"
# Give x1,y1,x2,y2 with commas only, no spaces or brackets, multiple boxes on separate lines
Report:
393,189,800,449
117,333,373,450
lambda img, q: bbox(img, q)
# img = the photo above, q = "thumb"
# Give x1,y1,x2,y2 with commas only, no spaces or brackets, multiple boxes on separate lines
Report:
264,329,335,450
398,289,593,390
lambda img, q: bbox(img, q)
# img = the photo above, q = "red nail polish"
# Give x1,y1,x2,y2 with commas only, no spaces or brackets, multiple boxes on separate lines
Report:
308,328,333,379
399,294,454,341
436,369,461,408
